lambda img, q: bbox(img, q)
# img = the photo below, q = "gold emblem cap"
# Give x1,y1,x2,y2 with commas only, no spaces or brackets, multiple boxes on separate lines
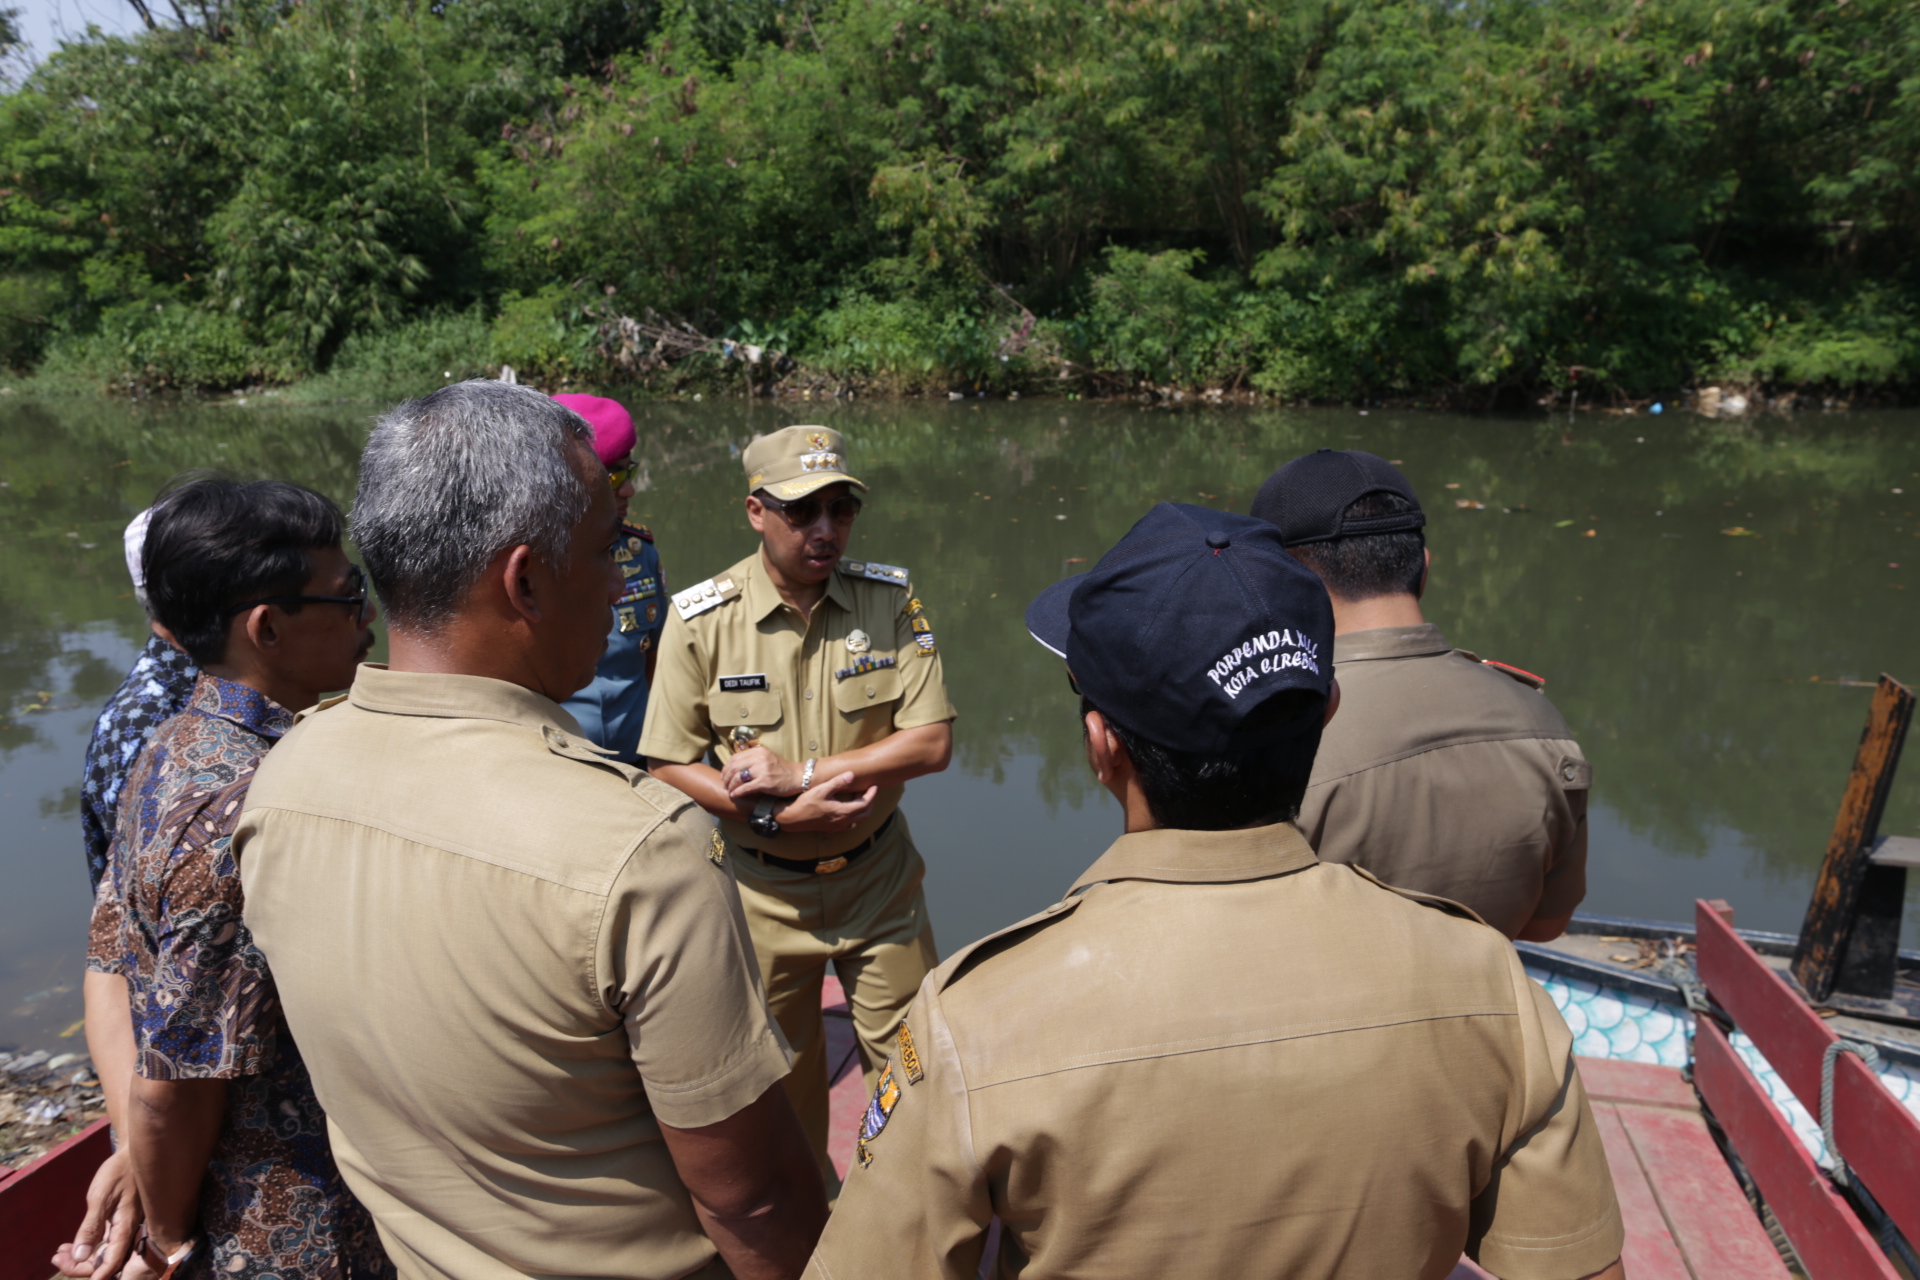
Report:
742,425,868,500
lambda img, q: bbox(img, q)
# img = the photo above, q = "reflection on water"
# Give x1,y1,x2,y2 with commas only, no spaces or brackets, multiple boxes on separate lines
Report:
2,394,1917,1048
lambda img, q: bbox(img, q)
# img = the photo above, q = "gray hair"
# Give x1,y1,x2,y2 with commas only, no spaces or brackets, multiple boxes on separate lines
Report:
352,380,595,633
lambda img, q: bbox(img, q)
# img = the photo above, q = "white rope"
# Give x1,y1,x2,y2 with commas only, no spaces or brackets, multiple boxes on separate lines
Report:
1820,1037,1882,1188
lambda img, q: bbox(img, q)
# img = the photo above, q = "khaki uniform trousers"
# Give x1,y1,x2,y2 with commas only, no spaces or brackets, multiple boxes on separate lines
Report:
729,811,937,1190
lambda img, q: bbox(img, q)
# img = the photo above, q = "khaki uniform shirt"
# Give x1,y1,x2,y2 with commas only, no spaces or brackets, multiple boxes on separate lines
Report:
639,551,957,860
235,666,792,1280
810,823,1623,1280
1299,624,1590,938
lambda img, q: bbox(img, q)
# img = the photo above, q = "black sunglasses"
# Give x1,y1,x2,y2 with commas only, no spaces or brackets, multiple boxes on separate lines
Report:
759,492,863,527
225,563,371,618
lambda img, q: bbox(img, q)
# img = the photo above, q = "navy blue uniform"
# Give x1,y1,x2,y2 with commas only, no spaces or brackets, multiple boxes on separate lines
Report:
562,524,665,764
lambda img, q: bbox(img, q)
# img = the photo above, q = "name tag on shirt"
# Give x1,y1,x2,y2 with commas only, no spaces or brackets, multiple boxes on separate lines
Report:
719,674,769,693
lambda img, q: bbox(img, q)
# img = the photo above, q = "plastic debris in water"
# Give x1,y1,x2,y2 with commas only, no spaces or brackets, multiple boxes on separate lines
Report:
1651,403,1663,414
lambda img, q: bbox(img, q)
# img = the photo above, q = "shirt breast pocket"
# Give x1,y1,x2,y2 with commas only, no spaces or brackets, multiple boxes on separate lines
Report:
710,687,785,733
832,661,902,715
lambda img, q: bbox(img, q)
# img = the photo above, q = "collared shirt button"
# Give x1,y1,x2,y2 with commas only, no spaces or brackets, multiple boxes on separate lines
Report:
738,704,750,717
809,740,818,752
865,685,876,698
805,688,814,700
1561,762,1577,782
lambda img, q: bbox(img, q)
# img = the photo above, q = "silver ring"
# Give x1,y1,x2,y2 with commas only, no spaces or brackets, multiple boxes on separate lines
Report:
738,768,753,783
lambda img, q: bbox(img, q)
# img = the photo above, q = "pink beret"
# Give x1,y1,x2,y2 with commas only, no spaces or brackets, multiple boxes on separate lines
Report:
552,394,635,466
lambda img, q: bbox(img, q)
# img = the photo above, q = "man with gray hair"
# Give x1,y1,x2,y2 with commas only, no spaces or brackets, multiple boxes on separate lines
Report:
236,380,827,1280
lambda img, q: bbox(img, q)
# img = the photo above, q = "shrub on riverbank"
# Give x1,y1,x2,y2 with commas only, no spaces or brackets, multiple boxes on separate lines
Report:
4,0,1918,403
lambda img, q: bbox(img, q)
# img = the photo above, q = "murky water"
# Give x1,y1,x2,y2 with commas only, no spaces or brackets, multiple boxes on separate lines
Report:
3,392,1917,1051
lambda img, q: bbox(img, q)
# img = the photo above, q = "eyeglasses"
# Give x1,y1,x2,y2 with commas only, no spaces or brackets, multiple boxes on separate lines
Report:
759,492,863,527
608,461,637,490
225,563,372,619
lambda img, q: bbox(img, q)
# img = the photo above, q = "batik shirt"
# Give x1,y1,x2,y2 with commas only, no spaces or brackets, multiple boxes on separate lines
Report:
87,674,391,1280
79,633,199,889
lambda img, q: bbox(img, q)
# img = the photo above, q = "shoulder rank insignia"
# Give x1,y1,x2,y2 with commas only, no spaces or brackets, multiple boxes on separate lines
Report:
855,1059,901,1167
835,653,897,681
708,827,727,866
839,559,910,587
896,1023,924,1084
629,523,655,543
672,575,742,621
1480,658,1546,690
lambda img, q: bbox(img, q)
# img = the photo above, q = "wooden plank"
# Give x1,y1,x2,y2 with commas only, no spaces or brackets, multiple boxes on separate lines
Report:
0,1117,111,1280
1793,674,1915,1001
1578,1057,1699,1111
1697,900,1920,1246
1616,1101,1792,1278
1867,835,1920,869
1693,1017,1898,1280
1590,1102,1695,1280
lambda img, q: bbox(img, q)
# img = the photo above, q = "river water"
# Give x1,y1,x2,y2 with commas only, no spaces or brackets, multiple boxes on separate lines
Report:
2,393,1916,1051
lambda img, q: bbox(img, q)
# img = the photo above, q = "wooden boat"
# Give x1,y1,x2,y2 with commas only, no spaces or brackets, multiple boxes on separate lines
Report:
9,678,1918,1279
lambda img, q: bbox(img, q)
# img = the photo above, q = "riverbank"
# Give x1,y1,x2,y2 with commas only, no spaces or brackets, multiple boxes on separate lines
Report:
0,1050,106,1174
6,297,1915,413
3,362,1905,418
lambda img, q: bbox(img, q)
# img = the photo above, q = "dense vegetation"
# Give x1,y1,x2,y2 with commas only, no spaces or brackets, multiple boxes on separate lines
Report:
1,0,1917,401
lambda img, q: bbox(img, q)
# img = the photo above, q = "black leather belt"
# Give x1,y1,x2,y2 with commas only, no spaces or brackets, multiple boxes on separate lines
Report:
744,813,896,876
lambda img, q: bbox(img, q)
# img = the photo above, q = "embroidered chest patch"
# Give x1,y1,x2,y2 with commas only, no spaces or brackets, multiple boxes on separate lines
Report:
835,653,897,682
856,1060,901,1167
896,1022,924,1084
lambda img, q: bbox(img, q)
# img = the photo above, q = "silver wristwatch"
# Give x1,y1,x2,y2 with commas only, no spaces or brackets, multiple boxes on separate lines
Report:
801,758,817,791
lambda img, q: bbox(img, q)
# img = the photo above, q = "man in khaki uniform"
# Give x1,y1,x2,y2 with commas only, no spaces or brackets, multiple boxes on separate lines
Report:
237,382,826,1280
810,503,1624,1280
642,425,954,1188
1252,450,1590,940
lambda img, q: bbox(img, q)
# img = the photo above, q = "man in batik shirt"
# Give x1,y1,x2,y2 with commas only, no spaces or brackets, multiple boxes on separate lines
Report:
79,507,198,889
72,479,388,1280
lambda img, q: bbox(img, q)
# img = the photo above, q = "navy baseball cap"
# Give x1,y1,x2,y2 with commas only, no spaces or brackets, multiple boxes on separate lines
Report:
1025,503,1334,754
1249,449,1425,546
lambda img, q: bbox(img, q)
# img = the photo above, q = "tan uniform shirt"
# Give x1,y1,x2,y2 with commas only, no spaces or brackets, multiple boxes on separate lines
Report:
1299,623,1591,938
234,667,792,1280
639,551,957,860
810,823,1623,1280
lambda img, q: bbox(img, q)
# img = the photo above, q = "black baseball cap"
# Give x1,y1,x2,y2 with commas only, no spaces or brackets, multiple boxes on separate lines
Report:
1025,503,1334,755
1249,449,1426,546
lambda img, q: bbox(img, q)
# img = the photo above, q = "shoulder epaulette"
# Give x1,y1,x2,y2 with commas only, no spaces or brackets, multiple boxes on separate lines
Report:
839,559,910,587
671,574,742,620
625,522,654,543
1345,863,1492,928
293,691,350,725
1479,657,1546,690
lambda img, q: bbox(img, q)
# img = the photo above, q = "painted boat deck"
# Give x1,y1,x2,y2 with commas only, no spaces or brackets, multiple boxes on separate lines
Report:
824,984,1785,1279
1443,1057,1790,1280
823,975,864,1181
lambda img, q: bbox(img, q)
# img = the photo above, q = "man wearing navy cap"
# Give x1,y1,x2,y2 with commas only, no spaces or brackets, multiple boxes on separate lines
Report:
808,504,1624,1280
1250,450,1590,941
